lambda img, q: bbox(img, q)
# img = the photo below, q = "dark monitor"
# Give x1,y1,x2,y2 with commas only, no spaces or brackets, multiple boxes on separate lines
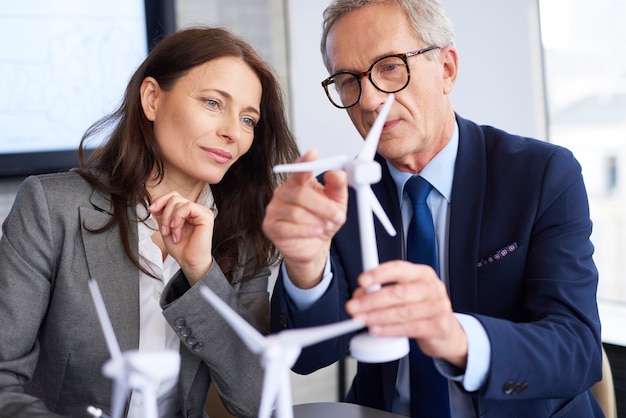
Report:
0,0,175,177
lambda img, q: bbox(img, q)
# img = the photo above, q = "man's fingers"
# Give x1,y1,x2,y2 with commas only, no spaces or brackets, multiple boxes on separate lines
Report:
358,261,435,289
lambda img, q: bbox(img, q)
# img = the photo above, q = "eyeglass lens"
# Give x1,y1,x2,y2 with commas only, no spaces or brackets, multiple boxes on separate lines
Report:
326,56,408,108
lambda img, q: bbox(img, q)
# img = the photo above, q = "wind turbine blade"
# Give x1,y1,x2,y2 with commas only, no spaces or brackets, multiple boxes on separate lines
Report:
273,155,348,173
88,279,122,360
110,378,129,418
363,187,397,236
357,93,395,162
277,318,365,348
258,361,282,418
200,286,267,355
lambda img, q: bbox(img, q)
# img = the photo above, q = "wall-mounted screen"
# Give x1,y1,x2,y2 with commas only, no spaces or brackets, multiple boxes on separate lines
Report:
0,0,174,177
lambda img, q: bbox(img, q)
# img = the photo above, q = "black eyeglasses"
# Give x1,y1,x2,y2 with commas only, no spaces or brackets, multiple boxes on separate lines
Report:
321,46,440,109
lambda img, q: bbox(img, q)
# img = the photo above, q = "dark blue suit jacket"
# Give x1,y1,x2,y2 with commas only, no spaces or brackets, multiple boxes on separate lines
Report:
271,115,603,417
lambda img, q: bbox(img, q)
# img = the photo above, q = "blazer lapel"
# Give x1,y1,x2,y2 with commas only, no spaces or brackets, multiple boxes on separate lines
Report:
80,187,140,351
448,115,487,313
373,154,404,264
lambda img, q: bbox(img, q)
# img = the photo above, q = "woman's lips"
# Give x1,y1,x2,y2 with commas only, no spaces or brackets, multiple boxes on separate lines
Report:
203,147,232,164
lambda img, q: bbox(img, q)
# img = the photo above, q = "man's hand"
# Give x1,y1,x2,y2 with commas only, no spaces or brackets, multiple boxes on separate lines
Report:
263,150,348,288
346,260,468,368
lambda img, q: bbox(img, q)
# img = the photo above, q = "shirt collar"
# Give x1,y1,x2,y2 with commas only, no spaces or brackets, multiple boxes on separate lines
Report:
387,120,459,206
196,183,218,217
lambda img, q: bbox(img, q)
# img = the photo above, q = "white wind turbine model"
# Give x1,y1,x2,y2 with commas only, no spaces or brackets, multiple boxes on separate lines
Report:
87,279,180,418
273,93,409,363
199,286,365,418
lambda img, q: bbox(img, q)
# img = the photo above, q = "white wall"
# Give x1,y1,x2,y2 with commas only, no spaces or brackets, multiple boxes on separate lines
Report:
285,1,359,159
444,0,546,139
286,0,547,160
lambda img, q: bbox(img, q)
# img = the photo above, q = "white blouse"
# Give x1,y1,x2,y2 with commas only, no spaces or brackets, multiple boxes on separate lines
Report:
127,185,216,418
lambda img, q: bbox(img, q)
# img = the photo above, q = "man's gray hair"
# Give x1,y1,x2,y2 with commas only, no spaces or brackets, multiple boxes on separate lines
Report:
321,0,455,71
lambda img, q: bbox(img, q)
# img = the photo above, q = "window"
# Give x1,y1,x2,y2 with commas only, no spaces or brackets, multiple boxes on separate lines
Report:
539,0,626,305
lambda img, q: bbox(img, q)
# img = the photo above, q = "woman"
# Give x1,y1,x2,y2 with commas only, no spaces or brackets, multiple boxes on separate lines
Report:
0,27,299,418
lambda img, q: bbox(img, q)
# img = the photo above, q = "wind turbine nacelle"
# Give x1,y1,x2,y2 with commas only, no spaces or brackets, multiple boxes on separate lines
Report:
347,160,381,186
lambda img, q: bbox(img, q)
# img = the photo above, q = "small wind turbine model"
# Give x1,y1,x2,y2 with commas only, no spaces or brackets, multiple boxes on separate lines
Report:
199,286,365,418
87,279,180,418
273,93,409,363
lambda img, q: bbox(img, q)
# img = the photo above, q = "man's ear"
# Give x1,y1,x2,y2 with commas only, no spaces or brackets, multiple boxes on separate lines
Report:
140,76,160,121
441,46,458,95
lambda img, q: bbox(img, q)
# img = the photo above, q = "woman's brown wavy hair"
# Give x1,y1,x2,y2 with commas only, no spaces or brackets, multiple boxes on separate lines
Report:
76,27,299,282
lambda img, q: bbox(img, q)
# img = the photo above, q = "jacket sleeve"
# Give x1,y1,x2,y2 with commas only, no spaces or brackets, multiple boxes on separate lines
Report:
0,176,68,418
161,245,269,418
270,255,358,375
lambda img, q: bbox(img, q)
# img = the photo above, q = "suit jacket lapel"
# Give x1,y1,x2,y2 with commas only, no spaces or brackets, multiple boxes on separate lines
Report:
448,115,486,313
373,154,404,264
80,187,140,351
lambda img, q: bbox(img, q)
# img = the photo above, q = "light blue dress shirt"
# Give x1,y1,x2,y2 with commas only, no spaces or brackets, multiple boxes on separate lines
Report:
282,122,490,417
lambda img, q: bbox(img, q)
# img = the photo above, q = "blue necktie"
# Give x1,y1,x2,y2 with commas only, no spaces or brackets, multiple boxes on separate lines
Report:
404,176,451,418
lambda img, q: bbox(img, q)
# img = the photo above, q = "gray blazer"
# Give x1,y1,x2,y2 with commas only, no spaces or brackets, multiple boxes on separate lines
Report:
0,172,269,418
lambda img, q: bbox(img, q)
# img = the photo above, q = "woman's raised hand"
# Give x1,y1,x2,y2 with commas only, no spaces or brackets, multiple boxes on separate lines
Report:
149,192,216,285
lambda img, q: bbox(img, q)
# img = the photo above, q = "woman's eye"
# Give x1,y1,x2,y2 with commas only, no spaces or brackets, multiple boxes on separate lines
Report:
206,99,220,109
242,117,257,128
